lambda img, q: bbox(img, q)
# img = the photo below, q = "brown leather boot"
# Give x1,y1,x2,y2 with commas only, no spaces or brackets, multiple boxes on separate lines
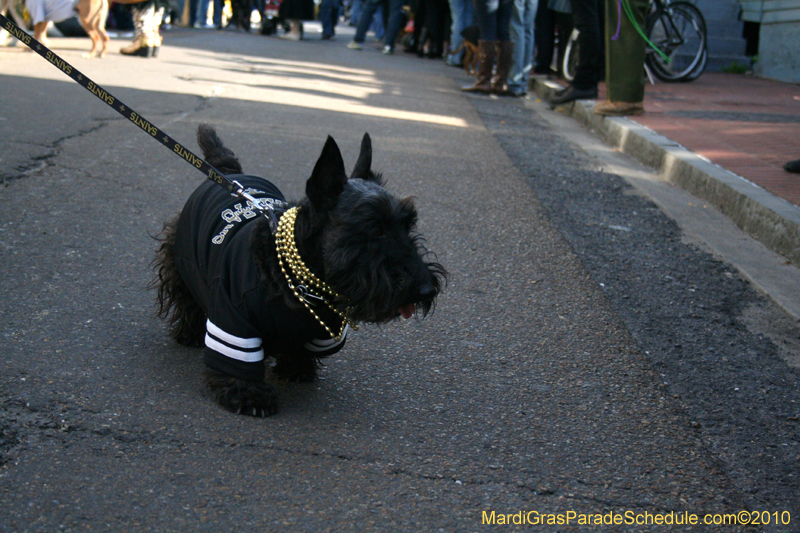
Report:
461,40,495,93
491,41,514,95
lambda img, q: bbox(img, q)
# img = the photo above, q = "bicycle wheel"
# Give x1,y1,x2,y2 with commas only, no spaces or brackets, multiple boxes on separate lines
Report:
645,1,707,82
680,42,708,82
562,28,580,83
669,2,707,82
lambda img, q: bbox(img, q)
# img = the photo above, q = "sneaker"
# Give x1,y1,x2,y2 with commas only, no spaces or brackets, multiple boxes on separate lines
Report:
549,85,598,105
382,45,393,55
347,40,363,50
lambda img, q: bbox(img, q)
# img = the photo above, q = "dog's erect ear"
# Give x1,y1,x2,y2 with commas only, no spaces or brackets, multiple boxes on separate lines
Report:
350,133,373,180
306,136,348,211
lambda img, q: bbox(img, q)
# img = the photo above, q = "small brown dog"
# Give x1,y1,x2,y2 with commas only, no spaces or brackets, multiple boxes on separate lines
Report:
458,25,479,76
28,0,109,58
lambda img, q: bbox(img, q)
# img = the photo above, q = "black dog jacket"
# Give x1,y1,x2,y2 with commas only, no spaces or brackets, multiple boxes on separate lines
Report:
173,175,348,381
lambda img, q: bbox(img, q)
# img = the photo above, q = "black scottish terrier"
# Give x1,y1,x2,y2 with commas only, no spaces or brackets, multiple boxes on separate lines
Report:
152,125,446,417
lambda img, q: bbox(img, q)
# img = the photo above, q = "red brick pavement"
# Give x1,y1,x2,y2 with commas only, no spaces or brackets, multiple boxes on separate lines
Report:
596,72,800,207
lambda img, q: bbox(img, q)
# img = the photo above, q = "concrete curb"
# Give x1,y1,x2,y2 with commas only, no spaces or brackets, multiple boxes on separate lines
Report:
530,76,800,268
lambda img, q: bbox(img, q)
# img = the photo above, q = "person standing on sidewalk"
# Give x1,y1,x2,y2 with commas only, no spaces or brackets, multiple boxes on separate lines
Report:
593,0,646,115
347,0,404,53
120,0,165,57
549,0,603,104
506,0,538,96
319,0,341,39
445,0,475,66
461,0,514,95
278,0,314,39
532,0,571,75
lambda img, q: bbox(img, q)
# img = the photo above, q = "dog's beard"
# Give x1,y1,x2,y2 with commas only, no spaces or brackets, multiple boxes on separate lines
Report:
328,256,445,324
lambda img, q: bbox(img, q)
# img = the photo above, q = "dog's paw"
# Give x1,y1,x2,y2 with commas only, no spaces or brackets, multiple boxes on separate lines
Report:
272,354,319,383
204,369,279,417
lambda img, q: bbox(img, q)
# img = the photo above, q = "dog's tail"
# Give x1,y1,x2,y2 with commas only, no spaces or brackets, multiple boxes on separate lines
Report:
197,124,243,175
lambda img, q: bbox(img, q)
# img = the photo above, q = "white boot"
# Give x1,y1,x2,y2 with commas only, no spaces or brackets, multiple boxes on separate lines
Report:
152,6,164,55
121,4,157,57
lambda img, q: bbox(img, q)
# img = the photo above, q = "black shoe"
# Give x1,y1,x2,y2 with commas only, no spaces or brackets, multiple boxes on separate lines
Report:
785,159,800,173
549,85,598,105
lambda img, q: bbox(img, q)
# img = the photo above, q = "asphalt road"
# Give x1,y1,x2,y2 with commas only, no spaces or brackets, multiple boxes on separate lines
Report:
1,24,798,532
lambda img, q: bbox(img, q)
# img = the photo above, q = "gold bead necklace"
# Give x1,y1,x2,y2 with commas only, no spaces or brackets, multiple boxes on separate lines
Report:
274,207,357,341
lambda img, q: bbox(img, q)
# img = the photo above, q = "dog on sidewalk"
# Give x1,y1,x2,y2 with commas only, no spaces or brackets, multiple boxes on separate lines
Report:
458,25,479,76
151,125,446,417
25,0,109,58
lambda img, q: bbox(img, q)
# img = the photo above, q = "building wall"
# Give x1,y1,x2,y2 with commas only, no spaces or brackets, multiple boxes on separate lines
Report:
694,0,749,71
739,0,800,82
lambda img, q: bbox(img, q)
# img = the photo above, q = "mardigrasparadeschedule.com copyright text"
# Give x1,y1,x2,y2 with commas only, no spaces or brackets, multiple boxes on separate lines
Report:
481,510,792,527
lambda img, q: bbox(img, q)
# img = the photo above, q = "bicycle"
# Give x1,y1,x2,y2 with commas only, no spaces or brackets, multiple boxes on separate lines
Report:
562,0,707,83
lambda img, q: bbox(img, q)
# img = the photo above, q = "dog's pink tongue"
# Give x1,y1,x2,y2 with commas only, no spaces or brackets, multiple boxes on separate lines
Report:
399,304,415,319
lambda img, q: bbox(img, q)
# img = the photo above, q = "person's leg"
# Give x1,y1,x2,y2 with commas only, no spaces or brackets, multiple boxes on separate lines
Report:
351,0,380,43
412,0,428,55
380,0,389,29
474,0,496,41
462,0,496,92
320,0,334,36
570,0,600,90
332,0,340,34
371,4,384,39
121,1,158,56
195,0,210,26
548,0,601,104
446,0,466,64
152,5,164,50
188,0,199,26
522,0,536,77
491,0,514,94
507,0,536,95
495,0,512,41
212,0,223,27
350,0,363,26
423,0,445,57
381,0,404,51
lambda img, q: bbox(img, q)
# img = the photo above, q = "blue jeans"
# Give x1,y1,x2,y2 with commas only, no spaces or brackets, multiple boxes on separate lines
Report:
196,0,222,25
353,0,403,46
319,0,340,36
353,0,382,41
508,0,537,94
473,0,512,42
446,0,474,64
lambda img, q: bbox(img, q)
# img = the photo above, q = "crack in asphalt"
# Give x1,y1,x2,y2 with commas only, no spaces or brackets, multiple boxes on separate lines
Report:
0,123,109,184
0,95,215,186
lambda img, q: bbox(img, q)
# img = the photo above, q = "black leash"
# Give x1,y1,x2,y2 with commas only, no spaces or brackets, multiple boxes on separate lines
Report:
1,14,284,232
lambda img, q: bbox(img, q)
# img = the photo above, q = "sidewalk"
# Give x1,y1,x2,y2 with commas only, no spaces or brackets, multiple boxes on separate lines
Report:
530,72,800,268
